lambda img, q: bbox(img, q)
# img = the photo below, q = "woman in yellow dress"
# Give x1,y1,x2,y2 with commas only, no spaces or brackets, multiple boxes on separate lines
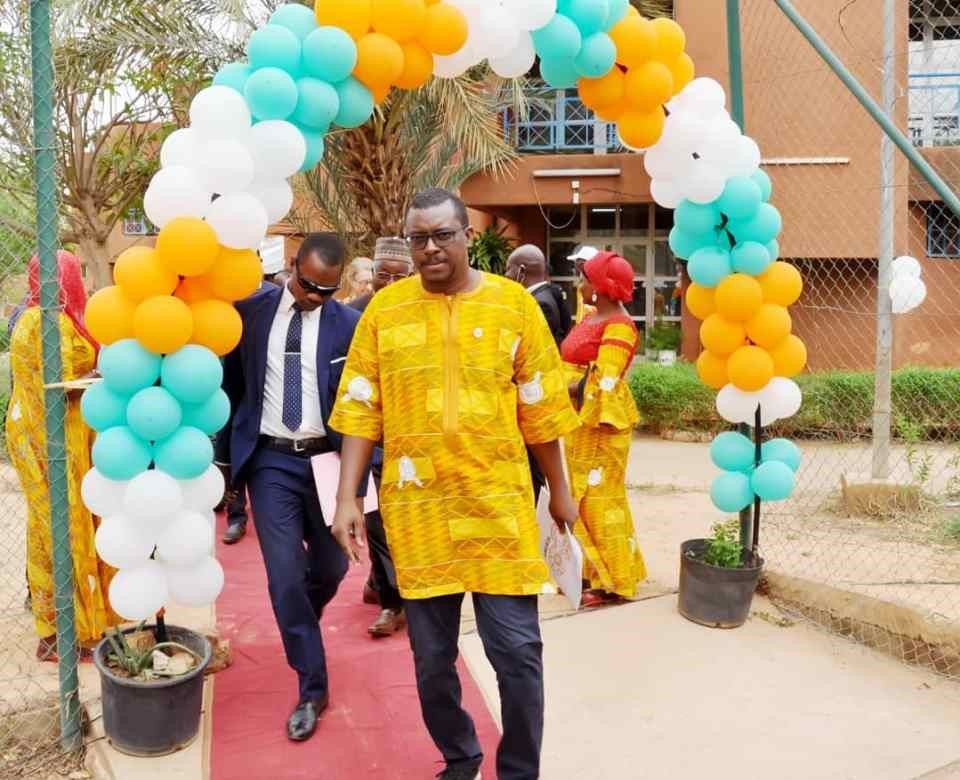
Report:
560,251,646,606
7,252,118,660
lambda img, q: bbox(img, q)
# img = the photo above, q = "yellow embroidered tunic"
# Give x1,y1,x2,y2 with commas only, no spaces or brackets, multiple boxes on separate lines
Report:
329,273,580,599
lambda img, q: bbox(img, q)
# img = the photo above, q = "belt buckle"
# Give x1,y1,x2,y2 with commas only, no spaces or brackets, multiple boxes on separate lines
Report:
293,439,307,453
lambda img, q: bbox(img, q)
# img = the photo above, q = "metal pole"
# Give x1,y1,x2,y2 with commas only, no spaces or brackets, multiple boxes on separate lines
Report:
775,0,960,221
872,0,895,480
30,0,82,750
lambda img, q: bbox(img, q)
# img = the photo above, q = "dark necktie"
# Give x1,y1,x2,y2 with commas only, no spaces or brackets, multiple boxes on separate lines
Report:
282,304,303,432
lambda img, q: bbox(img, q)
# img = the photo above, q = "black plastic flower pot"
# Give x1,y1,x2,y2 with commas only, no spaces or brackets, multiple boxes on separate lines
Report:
678,539,764,629
93,623,211,756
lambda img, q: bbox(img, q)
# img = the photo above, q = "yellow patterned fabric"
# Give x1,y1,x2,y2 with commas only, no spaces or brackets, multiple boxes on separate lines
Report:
564,320,646,598
574,288,596,324
330,273,580,599
6,309,119,643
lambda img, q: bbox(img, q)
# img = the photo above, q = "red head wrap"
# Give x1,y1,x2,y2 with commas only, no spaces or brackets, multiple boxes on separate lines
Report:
27,251,98,351
583,251,635,303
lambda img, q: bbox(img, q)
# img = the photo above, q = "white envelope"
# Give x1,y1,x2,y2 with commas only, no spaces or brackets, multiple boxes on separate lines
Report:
310,451,379,527
537,489,583,611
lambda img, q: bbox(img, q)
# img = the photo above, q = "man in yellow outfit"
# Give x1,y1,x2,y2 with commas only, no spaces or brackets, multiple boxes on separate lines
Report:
329,188,580,780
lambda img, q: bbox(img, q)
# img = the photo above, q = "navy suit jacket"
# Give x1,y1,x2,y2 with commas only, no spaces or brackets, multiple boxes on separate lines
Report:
215,285,362,482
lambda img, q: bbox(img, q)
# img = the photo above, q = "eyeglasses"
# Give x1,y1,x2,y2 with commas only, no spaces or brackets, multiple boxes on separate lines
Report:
374,271,411,284
405,226,465,251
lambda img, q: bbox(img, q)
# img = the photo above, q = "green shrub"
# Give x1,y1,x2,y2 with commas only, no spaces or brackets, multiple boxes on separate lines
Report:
0,319,9,353
628,361,720,432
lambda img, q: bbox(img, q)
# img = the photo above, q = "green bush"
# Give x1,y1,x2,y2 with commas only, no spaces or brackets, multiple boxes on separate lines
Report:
629,361,720,432
0,319,9,353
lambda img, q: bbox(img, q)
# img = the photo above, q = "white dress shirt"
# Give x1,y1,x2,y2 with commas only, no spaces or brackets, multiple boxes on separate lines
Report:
260,285,326,439
526,280,550,295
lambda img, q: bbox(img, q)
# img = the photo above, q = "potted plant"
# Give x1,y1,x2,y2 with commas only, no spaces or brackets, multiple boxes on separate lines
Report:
645,321,681,366
468,224,515,275
678,518,764,628
93,616,211,756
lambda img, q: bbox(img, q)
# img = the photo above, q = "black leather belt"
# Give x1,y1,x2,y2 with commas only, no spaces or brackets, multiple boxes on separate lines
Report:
260,435,332,455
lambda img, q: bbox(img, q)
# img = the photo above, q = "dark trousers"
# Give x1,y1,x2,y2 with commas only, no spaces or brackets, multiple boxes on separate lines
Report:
226,484,248,526
365,508,403,610
405,593,544,780
247,447,348,702
528,450,545,507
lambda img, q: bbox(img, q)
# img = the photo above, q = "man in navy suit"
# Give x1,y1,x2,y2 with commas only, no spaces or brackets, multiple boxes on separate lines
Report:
215,232,360,742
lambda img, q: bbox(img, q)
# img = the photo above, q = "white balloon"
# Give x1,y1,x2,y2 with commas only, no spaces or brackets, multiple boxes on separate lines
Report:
96,515,157,569
109,561,169,621
155,510,215,568
166,556,225,608
650,178,682,208
248,121,307,180
180,465,226,512
123,470,184,521
489,32,536,79
196,139,255,195
433,45,482,79
82,469,129,517
249,179,295,224
190,86,252,141
504,0,557,31
716,384,761,425
730,136,762,177
684,162,727,204
892,255,922,279
143,166,211,227
207,192,270,249
891,276,927,314
759,377,803,423
678,78,727,119
473,6,519,60
160,128,200,169
698,119,743,168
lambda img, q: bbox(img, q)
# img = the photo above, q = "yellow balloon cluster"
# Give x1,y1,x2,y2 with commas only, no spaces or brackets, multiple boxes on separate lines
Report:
85,218,260,357
691,262,807,392
316,0,468,101
577,10,694,150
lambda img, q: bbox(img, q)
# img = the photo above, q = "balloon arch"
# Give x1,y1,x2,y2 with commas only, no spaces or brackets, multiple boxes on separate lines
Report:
79,1,807,620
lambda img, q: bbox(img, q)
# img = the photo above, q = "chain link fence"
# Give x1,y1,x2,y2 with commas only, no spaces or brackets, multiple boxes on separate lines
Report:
737,0,960,678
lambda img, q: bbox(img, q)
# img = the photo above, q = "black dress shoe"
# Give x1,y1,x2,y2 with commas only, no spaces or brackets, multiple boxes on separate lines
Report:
286,695,328,742
222,522,247,545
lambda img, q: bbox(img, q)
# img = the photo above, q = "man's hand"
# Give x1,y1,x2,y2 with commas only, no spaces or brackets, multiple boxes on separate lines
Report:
331,499,366,563
549,487,578,533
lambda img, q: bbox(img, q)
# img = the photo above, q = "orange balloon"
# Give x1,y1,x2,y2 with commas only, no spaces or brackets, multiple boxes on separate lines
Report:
371,83,391,104
372,0,426,43
86,286,136,346
133,296,194,355
175,276,214,304
315,0,372,40
419,2,468,55
668,53,695,94
617,108,665,149
727,345,775,392
113,247,178,303
354,32,405,89
394,41,433,89
770,334,807,377
700,314,746,356
758,261,803,307
203,247,262,302
696,350,729,390
624,61,674,112
626,5,640,16
715,273,763,322
685,283,716,320
746,303,792,349
595,99,626,122
156,217,220,277
190,299,243,356
610,16,657,69
652,17,686,61
578,69,626,110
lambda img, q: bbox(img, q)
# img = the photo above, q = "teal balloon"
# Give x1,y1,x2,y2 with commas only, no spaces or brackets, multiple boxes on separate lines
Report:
574,32,616,78
669,226,716,260
244,67,299,120
247,25,302,73
300,128,326,172
766,239,780,261
761,438,802,472
716,229,734,251
751,460,796,502
710,472,754,513
676,200,719,235
292,78,340,130
731,241,772,276
154,427,214,480
564,0,610,37
161,345,223,405
751,169,773,202
687,246,732,288
81,382,129,432
303,27,357,84
717,175,762,221
213,62,252,95
710,431,756,472
540,57,580,89
334,77,374,128
93,426,153,481
126,386,182,443
270,4,319,40
728,203,782,245
181,389,231,436
604,0,631,27
98,339,161,396
532,15,583,61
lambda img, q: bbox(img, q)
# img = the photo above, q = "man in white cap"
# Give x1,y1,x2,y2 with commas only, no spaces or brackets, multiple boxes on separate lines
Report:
567,245,599,323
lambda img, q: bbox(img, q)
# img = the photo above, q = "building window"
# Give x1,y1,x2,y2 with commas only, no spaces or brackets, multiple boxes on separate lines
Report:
926,203,960,256
910,0,960,41
122,209,158,236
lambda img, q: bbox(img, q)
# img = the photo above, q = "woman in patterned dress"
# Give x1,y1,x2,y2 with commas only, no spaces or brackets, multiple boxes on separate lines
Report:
560,251,646,607
6,252,118,660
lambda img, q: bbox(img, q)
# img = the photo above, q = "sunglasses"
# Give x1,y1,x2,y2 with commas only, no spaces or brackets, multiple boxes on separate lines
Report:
405,226,464,251
295,260,341,297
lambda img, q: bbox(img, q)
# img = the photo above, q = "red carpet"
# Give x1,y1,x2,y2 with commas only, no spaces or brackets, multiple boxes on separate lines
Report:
211,513,500,779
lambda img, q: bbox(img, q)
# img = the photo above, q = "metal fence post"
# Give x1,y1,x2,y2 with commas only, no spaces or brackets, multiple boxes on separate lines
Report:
29,0,82,751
